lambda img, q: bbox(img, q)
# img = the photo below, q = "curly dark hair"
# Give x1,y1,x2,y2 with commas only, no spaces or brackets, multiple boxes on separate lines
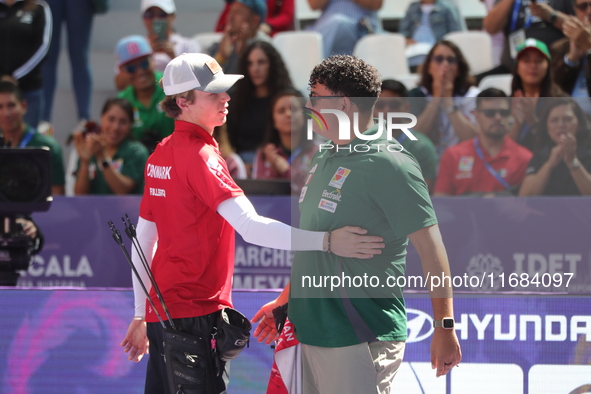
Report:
535,97,590,150
418,40,475,96
232,41,293,110
308,55,381,113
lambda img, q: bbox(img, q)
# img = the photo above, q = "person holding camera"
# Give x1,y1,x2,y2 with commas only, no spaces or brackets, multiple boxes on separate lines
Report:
114,0,201,91
0,81,65,195
120,53,385,393
73,98,149,195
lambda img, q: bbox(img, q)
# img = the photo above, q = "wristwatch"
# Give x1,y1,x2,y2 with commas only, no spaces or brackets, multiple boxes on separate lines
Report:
548,11,558,24
102,158,111,170
433,317,455,329
569,157,581,171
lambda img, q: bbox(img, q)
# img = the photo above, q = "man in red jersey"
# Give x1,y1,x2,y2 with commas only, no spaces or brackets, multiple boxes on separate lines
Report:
119,52,385,394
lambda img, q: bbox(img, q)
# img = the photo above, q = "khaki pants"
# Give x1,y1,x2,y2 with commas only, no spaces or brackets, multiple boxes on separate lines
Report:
302,341,405,394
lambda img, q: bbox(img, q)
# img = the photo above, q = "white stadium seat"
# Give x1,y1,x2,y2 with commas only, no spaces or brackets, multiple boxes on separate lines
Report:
353,33,410,79
443,31,494,75
478,74,513,96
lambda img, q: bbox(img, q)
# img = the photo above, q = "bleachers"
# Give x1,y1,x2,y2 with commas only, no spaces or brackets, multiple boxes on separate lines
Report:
51,0,489,161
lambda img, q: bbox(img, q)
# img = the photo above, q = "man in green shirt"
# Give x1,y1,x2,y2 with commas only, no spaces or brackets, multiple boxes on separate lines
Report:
253,56,461,392
0,82,65,195
115,35,175,151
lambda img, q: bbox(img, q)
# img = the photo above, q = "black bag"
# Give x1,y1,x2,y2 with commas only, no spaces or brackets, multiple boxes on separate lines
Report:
163,328,218,394
214,308,251,362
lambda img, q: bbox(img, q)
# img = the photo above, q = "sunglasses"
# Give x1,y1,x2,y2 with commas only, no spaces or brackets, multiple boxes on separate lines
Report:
576,1,591,11
480,109,511,118
124,58,150,74
309,95,342,108
143,9,168,19
432,55,458,65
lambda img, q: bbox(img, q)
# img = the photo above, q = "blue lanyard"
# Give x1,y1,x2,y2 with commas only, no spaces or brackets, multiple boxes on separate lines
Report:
19,128,35,148
473,138,512,190
511,0,533,32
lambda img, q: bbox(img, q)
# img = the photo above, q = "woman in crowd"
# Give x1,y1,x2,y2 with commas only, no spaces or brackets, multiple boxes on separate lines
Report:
519,98,591,196
73,98,149,195
510,39,567,151
409,40,480,156
226,40,293,165
252,89,318,193
0,0,52,128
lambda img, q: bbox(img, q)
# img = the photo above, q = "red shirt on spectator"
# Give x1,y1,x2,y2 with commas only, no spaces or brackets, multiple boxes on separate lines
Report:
140,121,244,322
435,137,533,195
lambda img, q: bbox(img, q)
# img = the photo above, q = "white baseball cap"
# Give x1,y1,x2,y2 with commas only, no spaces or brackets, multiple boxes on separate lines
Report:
162,53,244,95
141,0,175,14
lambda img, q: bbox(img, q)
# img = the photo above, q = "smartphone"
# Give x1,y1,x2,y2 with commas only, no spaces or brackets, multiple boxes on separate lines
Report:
152,19,168,42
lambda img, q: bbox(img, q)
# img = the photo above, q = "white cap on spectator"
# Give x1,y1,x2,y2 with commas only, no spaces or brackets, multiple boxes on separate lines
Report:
162,53,243,95
141,0,176,14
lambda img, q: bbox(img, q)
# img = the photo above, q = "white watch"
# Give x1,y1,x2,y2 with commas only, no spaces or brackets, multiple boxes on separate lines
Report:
433,317,455,329
569,157,581,171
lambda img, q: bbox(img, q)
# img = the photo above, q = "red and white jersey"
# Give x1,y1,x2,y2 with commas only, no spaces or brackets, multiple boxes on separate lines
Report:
140,120,244,322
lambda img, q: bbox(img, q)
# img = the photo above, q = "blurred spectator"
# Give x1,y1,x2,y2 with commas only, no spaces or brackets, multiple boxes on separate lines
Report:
408,40,480,156
400,0,463,69
73,98,149,195
213,124,248,179
550,0,591,112
482,0,505,66
307,0,382,58
0,81,64,195
435,88,533,196
210,0,271,75
252,89,318,193
510,38,566,150
41,0,98,128
227,40,292,164
115,0,201,91
479,0,574,81
260,0,295,36
0,0,52,128
115,35,175,152
217,0,294,36
374,79,438,191
519,97,591,195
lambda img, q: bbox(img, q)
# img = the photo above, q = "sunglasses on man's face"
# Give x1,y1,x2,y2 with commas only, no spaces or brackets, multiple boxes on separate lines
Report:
143,9,168,19
480,108,511,118
124,59,150,74
432,55,458,65
576,1,591,11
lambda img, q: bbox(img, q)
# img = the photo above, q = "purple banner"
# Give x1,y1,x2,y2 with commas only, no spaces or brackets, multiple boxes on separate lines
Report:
0,288,589,393
17,196,591,294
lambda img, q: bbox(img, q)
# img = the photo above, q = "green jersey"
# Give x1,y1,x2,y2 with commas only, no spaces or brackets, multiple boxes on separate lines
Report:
118,71,174,142
289,123,437,347
76,139,149,195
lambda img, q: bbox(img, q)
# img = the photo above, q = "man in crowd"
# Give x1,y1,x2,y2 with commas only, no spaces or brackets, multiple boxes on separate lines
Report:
435,88,533,196
252,55,461,392
115,35,175,151
210,0,271,74
0,81,65,195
